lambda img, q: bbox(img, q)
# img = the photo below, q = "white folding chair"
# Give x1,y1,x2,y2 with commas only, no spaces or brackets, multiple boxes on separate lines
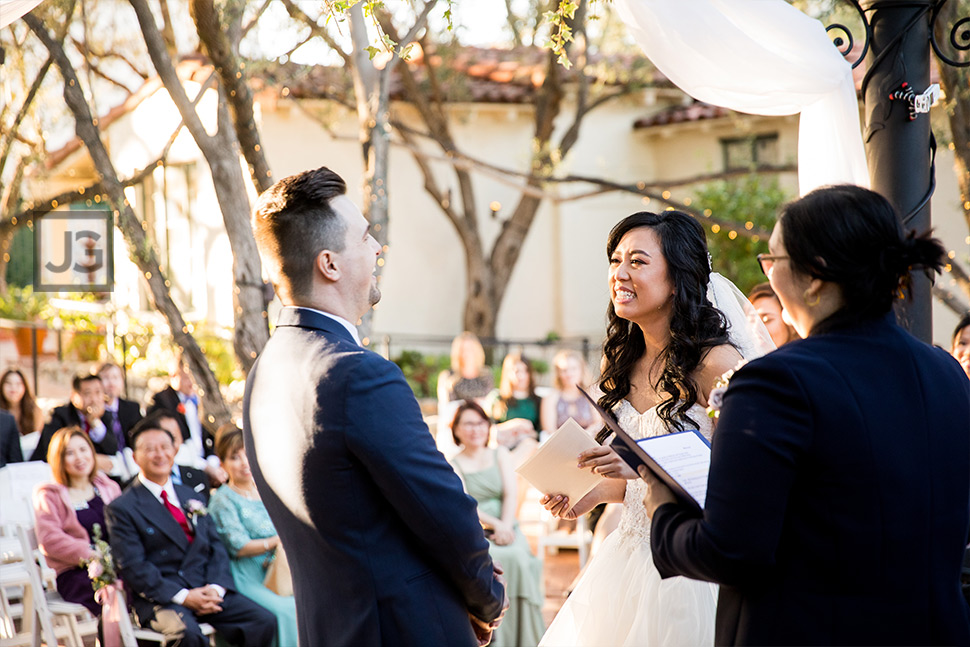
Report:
11,525,98,647
0,463,52,538
536,512,593,569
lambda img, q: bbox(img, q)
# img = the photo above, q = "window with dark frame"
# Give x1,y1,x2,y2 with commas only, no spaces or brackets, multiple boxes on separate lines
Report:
721,134,779,172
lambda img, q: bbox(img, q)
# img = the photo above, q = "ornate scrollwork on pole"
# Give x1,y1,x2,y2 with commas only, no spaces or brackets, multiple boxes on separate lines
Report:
826,0,871,68
930,0,970,67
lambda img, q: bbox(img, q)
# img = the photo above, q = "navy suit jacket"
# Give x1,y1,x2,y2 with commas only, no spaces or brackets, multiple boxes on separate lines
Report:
243,307,504,647
0,410,23,468
651,314,970,645
32,403,118,461
148,387,215,459
105,480,234,625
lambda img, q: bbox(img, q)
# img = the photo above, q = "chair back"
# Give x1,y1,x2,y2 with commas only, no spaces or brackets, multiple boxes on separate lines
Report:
15,524,59,647
0,462,53,533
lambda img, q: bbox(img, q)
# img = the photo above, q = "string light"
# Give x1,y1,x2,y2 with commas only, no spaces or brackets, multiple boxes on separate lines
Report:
711,224,721,233
744,221,754,230
661,190,671,200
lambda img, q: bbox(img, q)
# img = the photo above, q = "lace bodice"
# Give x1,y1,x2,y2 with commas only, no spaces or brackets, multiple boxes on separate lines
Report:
615,400,713,545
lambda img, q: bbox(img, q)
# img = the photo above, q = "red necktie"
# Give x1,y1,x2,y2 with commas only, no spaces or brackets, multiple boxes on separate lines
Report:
160,490,194,543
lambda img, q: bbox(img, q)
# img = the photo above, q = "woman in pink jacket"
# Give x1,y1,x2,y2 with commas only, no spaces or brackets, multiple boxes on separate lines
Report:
33,426,122,615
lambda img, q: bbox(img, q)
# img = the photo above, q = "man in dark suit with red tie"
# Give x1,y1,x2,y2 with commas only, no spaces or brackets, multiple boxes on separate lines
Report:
148,359,225,486
106,422,275,647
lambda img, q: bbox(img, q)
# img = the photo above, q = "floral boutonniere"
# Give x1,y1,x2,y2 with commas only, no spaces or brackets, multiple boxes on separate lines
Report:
707,360,748,419
176,402,186,415
183,499,208,526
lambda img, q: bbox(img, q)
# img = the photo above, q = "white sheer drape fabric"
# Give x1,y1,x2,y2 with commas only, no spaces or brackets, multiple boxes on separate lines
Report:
0,0,44,29
707,272,776,360
614,0,869,195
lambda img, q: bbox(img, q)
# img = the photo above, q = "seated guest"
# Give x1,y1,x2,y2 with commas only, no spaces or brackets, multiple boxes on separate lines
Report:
540,350,600,436
148,356,225,486
0,410,23,468
32,375,117,474
208,424,297,647
0,368,43,457
131,411,211,500
490,351,542,455
748,282,798,348
97,362,142,452
33,427,122,616
437,332,495,455
952,312,970,379
438,332,494,403
449,401,544,647
106,422,276,647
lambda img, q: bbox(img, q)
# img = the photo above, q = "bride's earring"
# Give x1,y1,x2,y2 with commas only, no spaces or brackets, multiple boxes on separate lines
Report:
803,289,820,307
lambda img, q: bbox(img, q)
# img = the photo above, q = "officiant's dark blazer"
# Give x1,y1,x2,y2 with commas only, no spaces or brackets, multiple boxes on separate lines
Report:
243,306,505,647
105,480,275,645
650,313,970,646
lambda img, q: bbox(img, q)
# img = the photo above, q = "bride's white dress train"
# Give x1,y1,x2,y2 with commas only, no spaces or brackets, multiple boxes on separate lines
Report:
539,400,718,647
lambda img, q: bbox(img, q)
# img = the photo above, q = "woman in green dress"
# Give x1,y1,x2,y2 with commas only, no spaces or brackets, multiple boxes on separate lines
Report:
450,401,545,647
208,425,297,647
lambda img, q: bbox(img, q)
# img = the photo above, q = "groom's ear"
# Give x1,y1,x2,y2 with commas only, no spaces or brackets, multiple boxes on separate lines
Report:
315,249,340,282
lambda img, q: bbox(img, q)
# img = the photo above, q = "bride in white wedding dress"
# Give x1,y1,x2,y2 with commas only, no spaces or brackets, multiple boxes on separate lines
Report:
539,211,772,647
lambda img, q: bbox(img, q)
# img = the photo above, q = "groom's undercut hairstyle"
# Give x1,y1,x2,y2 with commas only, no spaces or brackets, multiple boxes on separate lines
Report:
252,166,349,301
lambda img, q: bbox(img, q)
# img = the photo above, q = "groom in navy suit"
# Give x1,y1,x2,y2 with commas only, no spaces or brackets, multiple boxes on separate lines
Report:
106,422,275,647
244,166,506,646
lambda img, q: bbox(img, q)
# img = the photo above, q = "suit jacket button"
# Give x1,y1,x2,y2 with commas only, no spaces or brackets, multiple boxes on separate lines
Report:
178,570,184,577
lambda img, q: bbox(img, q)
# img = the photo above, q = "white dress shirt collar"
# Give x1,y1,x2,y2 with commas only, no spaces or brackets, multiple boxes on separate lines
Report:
138,472,180,507
299,306,361,346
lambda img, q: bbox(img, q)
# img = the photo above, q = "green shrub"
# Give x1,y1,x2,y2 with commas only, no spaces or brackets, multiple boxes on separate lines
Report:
393,350,451,399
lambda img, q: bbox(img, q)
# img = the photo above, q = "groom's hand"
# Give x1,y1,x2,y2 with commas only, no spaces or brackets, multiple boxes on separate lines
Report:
469,614,493,645
578,446,638,480
638,465,676,518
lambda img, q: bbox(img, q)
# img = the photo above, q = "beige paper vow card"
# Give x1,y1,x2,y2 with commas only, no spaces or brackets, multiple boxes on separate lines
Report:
516,418,602,512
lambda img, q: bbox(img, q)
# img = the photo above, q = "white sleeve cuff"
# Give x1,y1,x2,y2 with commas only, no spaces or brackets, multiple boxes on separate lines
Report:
172,589,189,605
88,420,107,443
208,584,226,598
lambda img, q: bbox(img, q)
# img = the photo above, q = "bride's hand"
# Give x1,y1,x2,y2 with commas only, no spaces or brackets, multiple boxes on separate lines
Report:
577,446,638,480
539,494,579,520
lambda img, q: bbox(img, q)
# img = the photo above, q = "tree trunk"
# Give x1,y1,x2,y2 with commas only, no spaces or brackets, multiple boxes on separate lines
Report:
130,0,269,371
190,0,274,193
24,11,232,429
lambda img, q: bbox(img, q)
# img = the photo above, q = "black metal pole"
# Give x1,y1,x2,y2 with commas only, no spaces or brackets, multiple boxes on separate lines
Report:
861,0,935,342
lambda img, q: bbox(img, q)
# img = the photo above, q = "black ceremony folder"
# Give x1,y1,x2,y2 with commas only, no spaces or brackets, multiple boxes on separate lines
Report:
580,389,710,515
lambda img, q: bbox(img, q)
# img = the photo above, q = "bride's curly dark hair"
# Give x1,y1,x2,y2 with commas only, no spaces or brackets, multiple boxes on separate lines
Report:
596,211,730,441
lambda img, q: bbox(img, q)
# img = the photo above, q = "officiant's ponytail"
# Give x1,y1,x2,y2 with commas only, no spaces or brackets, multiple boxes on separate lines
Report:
778,185,946,335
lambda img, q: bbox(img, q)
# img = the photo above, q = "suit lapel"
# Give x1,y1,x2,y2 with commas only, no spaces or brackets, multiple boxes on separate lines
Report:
132,482,189,550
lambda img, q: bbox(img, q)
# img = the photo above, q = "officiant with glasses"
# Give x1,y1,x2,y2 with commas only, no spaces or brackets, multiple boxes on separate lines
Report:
643,185,970,645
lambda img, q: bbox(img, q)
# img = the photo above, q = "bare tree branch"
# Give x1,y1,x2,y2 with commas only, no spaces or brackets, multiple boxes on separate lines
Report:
191,0,274,192
279,0,352,66
23,8,232,427
241,0,273,39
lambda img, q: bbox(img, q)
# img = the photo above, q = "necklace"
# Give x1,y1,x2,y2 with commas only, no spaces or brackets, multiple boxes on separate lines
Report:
229,483,260,501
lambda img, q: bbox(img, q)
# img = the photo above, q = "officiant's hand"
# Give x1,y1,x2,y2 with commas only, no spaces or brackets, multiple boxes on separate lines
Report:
578,446,638,480
638,466,676,519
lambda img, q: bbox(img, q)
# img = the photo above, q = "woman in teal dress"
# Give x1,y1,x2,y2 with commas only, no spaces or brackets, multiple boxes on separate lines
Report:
450,401,545,647
208,425,297,647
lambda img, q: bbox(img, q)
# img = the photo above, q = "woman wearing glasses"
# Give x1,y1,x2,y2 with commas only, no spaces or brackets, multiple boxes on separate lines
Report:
643,185,970,645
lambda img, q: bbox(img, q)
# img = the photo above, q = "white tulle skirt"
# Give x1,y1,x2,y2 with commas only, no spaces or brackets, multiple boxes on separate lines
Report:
539,527,717,647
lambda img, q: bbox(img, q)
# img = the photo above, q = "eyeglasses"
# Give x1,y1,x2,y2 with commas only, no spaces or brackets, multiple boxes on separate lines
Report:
757,253,790,278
